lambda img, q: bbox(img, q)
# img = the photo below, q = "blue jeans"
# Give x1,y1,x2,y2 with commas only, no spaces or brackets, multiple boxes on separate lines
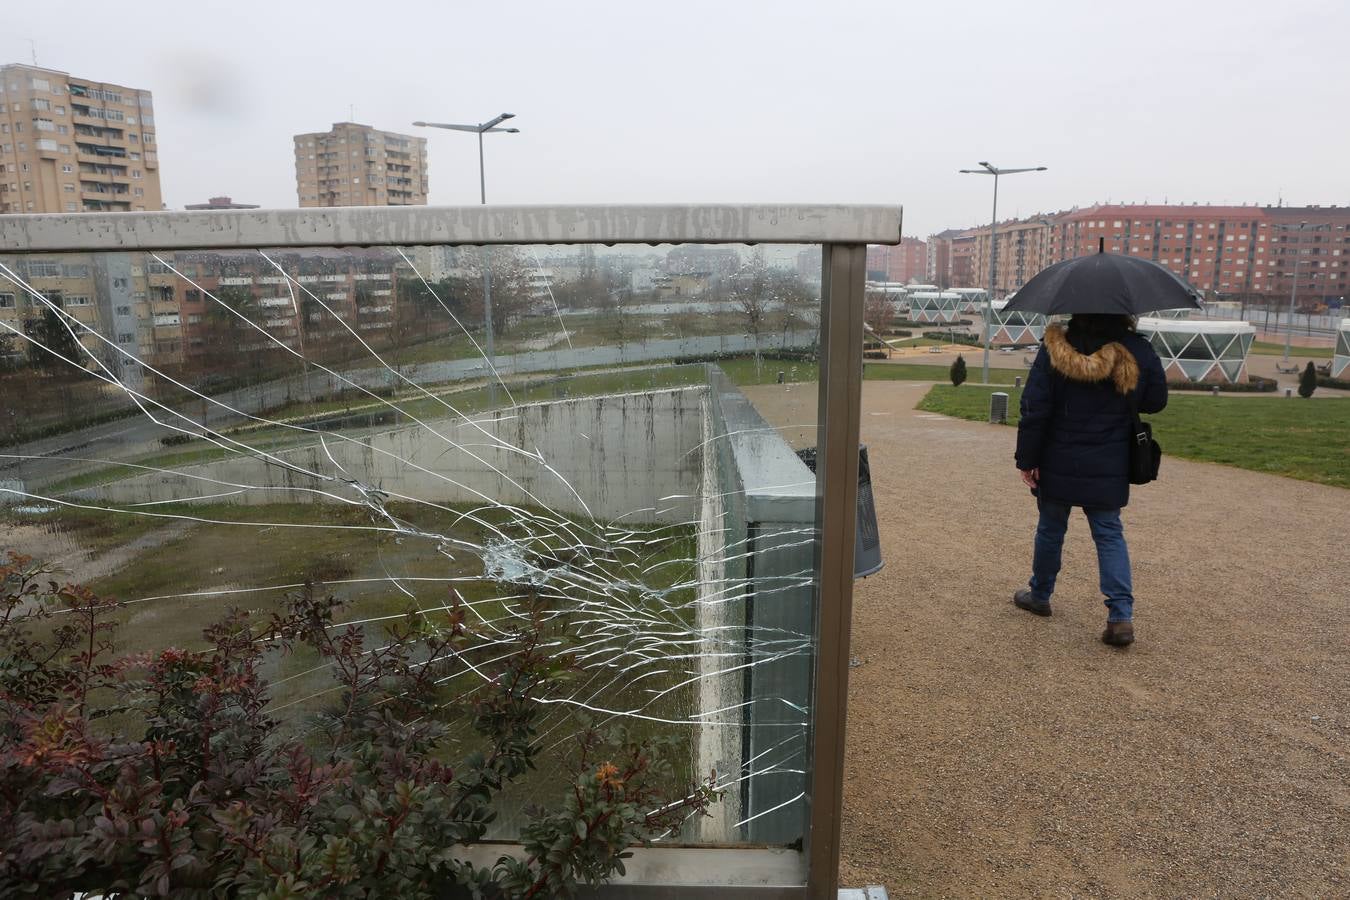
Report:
1029,500,1134,622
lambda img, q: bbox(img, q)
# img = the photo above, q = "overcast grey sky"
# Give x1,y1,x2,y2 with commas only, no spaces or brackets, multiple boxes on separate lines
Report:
6,0,1349,236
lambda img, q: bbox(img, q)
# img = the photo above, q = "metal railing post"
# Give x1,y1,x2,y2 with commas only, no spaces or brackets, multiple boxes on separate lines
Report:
806,242,867,898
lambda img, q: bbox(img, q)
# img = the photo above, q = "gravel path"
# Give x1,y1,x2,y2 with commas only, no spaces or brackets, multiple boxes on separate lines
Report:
744,381,1349,898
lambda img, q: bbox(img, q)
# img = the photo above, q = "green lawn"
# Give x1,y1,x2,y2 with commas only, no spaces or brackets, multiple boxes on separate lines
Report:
866,362,1022,385
917,384,1350,489
1249,340,1333,359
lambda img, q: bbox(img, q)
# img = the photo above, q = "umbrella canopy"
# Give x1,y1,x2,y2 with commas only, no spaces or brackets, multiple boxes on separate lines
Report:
1002,242,1203,316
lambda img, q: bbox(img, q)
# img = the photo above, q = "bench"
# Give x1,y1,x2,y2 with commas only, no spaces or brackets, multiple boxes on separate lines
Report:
1275,362,1300,374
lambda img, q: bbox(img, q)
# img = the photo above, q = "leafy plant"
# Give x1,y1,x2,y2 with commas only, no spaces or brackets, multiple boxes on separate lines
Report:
0,552,717,898
949,354,967,386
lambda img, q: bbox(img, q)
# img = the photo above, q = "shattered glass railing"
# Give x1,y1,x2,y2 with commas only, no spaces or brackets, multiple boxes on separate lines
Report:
0,237,831,853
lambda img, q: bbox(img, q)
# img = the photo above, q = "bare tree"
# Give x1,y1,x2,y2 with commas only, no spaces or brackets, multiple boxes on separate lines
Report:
596,287,635,353
864,292,895,357
774,271,815,351
456,247,533,339
729,252,771,377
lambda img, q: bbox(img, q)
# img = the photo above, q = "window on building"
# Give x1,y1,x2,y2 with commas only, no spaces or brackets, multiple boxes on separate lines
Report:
0,293,14,308
63,183,75,192
64,295,92,307
115,305,131,316
64,201,76,211
132,170,141,178
117,333,134,344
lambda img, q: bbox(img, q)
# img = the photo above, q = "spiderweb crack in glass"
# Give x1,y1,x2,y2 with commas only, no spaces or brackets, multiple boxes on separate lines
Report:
0,241,821,844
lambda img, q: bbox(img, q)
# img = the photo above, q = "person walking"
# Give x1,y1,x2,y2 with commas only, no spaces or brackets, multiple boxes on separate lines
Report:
1012,314,1168,647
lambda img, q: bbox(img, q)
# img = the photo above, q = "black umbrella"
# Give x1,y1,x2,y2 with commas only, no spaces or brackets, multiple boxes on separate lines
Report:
1002,238,1203,316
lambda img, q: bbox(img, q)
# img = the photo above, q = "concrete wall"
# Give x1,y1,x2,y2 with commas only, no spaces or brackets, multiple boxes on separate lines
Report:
89,387,706,525
695,366,815,845
88,369,816,845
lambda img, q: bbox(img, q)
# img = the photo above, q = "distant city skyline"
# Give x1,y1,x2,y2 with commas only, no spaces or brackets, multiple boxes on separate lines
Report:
3,0,1348,235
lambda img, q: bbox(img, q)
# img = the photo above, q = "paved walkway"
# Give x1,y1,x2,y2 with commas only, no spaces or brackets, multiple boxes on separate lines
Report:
744,381,1348,898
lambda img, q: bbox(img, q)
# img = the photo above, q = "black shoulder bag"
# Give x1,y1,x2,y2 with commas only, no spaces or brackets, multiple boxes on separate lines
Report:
1126,392,1161,485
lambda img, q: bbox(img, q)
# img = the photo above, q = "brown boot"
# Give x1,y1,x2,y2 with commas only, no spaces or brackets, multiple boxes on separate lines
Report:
1101,620,1135,647
1013,588,1052,617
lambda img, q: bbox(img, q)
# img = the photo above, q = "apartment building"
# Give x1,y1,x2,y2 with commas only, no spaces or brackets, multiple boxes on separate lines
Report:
0,63,162,214
0,251,169,388
0,247,432,383
972,217,1056,296
294,123,428,207
931,203,1350,303
865,236,928,284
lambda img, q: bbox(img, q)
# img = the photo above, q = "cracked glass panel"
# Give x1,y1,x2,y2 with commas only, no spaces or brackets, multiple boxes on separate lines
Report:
0,241,826,851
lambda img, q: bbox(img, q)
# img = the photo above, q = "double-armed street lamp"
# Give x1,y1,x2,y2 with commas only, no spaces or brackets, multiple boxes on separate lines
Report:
413,114,520,401
960,161,1046,384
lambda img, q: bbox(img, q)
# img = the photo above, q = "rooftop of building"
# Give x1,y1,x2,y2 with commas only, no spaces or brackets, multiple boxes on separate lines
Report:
185,197,260,210
1,61,146,92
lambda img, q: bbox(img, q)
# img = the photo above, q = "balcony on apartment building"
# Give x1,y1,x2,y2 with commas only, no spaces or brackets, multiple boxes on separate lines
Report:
75,147,129,165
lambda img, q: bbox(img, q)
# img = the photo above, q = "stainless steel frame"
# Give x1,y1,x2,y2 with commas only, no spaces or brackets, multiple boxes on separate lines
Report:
0,204,897,898
0,204,900,252
808,244,868,897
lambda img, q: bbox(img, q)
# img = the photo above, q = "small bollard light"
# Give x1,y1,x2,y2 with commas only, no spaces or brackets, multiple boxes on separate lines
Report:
1211,385,1219,396
777,371,785,384
1015,376,1022,389
1286,387,1293,398
989,391,1009,424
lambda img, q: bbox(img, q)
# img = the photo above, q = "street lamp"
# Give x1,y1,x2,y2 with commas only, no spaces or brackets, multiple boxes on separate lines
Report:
414,114,520,401
959,161,1046,384
1281,221,1309,362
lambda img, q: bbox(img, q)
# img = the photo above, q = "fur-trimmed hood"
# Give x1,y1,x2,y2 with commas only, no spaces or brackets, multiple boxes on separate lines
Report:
1042,324,1139,395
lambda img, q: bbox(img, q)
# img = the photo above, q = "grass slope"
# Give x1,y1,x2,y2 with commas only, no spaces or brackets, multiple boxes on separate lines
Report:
1250,340,1333,359
917,384,1350,489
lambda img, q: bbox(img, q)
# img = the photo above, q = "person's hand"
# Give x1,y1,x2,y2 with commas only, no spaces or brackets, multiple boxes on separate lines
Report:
1019,467,1039,489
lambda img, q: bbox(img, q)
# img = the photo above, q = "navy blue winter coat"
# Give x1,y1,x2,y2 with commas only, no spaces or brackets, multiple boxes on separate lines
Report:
1015,324,1168,509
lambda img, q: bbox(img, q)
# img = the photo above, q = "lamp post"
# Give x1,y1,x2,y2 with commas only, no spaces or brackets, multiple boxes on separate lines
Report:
413,114,519,401
1282,221,1309,362
959,161,1046,384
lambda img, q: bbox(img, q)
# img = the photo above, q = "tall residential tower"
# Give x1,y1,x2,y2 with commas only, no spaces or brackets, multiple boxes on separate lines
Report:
0,63,162,214
294,122,428,207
